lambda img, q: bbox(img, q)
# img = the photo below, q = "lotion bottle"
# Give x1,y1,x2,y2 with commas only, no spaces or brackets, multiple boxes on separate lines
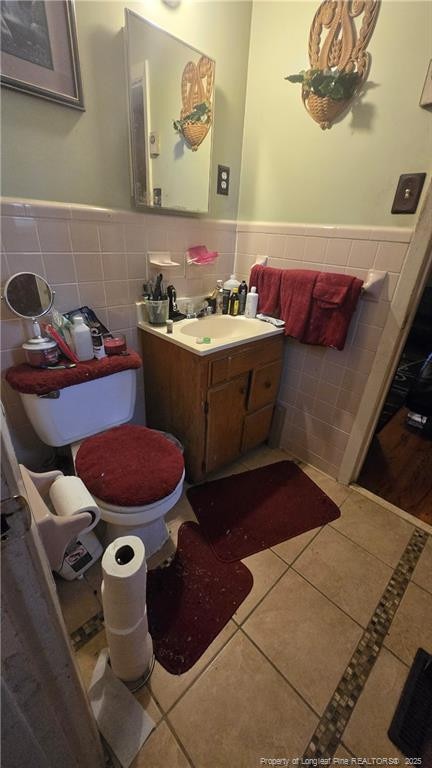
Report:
245,286,258,318
71,316,94,361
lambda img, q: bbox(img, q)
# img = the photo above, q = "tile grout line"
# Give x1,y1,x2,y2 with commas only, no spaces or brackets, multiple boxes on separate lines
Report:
164,714,198,768
239,625,323,722
160,624,240,716
233,560,291,627
302,526,428,759
290,564,371,633
327,517,415,571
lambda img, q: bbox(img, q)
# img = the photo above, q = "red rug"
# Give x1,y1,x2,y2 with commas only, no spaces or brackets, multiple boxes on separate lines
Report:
186,461,340,562
146,522,253,675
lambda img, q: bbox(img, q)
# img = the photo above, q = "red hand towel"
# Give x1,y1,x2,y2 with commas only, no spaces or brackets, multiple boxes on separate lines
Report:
249,265,282,316
280,269,319,339
302,273,363,350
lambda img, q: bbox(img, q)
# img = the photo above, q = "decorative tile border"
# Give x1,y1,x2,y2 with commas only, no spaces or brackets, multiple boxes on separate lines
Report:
71,610,104,652
303,527,429,759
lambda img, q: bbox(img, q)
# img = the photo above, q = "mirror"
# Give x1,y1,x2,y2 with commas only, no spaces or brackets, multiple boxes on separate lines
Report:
125,9,215,214
3,272,54,318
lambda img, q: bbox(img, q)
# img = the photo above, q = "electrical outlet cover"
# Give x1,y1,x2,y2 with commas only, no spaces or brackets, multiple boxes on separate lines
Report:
217,165,230,196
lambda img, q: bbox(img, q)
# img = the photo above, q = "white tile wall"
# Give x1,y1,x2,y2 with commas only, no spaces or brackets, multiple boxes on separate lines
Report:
1,197,236,467
1,198,413,478
234,221,412,479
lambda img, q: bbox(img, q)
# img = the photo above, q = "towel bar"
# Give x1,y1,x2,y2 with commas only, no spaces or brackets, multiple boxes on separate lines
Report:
361,269,387,301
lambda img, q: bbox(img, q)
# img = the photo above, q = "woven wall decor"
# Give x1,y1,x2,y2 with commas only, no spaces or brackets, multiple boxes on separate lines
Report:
173,56,214,151
288,0,380,130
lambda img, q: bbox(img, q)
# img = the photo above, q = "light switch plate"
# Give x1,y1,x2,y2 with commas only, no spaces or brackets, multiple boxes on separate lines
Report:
391,173,426,214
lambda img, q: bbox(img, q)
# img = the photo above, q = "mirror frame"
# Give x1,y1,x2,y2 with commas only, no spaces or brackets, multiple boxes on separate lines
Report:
3,272,55,319
125,8,215,215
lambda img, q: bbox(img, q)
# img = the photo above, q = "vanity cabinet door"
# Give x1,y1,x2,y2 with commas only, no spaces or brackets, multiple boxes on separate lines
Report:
242,403,274,453
205,373,249,474
247,359,283,413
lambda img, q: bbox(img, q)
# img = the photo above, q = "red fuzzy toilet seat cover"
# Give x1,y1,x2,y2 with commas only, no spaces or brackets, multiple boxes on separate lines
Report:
76,424,184,507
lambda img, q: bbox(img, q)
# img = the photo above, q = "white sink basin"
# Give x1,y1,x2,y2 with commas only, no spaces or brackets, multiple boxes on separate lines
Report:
180,316,249,339
138,314,284,356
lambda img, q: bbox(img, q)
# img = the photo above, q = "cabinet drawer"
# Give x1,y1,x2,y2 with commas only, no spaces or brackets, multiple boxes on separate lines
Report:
209,336,283,386
242,404,274,453
247,359,282,412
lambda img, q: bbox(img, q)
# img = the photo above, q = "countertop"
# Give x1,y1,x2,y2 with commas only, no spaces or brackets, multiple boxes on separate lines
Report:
137,315,284,356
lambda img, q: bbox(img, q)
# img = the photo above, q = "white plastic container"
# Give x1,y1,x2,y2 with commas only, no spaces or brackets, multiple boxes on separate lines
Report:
70,316,94,361
223,274,240,291
245,286,259,318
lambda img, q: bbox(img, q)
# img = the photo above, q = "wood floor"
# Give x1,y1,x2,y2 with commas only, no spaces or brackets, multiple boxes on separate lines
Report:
358,407,432,526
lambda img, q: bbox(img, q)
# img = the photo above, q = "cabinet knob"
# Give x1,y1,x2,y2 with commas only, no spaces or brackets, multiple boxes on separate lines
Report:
264,381,272,389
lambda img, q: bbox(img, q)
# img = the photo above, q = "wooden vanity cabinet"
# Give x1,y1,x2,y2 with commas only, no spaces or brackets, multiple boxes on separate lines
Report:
139,329,283,482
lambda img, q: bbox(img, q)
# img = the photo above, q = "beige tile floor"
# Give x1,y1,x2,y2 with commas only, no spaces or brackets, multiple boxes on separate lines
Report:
57,446,432,766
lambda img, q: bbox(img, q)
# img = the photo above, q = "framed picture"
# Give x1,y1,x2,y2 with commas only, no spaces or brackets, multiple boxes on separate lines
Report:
419,59,432,108
0,0,84,110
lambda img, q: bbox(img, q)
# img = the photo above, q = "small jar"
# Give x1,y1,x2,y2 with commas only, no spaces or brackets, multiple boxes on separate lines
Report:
91,328,106,360
103,333,127,356
22,338,59,368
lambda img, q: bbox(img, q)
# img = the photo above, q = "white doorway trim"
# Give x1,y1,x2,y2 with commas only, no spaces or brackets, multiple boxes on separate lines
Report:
339,180,432,486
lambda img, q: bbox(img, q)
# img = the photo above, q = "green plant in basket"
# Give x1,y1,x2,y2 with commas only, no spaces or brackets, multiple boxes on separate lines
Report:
173,101,211,133
286,68,361,101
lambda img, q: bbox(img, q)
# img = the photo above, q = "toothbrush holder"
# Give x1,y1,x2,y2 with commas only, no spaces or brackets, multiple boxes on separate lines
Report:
146,299,169,325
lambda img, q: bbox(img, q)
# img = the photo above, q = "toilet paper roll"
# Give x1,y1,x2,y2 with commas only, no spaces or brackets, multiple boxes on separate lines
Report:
106,615,153,682
105,612,149,642
49,475,101,534
101,536,148,628
101,580,147,632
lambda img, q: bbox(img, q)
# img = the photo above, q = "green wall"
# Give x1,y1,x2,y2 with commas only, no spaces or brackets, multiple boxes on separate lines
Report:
2,1,431,227
238,1,432,226
1,0,252,219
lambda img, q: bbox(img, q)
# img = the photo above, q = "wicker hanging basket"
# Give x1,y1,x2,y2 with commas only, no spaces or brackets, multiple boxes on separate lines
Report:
302,88,349,130
181,121,210,151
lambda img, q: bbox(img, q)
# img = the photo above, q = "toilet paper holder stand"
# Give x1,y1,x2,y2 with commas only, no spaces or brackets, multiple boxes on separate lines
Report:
112,654,155,693
19,465,102,580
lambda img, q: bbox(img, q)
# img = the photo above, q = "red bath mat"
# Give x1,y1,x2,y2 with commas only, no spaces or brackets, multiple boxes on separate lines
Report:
146,522,253,675
186,460,340,562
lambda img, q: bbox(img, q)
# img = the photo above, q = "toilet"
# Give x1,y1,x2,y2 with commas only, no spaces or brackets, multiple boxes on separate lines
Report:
17,366,185,558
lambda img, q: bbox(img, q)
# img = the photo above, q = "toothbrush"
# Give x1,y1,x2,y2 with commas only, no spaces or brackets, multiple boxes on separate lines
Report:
42,323,79,363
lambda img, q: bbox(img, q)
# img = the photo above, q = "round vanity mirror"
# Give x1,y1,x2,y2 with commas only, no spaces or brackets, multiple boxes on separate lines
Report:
3,272,54,319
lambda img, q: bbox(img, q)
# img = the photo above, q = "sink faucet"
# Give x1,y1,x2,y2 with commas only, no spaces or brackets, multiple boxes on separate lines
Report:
167,285,186,321
196,302,213,319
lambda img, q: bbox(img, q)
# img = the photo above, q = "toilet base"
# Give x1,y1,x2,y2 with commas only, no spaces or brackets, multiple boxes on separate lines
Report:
103,515,170,559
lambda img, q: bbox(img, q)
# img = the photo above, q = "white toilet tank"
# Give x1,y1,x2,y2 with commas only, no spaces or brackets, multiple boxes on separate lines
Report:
20,369,137,447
